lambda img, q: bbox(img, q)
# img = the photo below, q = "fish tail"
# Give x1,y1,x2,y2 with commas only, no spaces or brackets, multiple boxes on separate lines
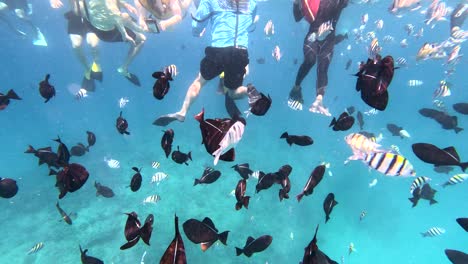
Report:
194,108,205,122
194,179,200,186
25,145,36,153
235,247,243,256
296,193,304,202
326,215,330,223
455,127,464,134
124,131,130,135
421,232,427,237
188,151,192,161
329,118,337,127
49,169,57,176
6,89,21,100
280,132,289,139
460,162,468,172
218,231,229,245
408,197,418,207
243,196,250,209
430,199,438,205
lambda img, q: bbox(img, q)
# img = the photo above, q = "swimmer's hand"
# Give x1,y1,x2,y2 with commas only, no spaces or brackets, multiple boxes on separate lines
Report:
50,0,63,8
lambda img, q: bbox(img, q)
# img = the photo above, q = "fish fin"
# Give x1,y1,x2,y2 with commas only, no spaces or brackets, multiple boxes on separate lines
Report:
442,146,460,161
220,148,235,162
280,132,288,139
6,89,21,100
243,196,250,209
235,247,243,256
455,127,464,134
25,145,36,153
218,231,229,245
296,193,304,202
49,169,57,176
329,117,337,127
460,162,468,172
326,215,330,222
246,236,255,245
124,131,130,135
81,76,96,92
152,71,165,79
132,167,140,172
120,236,140,250
188,151,192,161
408,197,418,207
194,179,200,186
201,217,217,231
430,199,438,205
194,108,205,122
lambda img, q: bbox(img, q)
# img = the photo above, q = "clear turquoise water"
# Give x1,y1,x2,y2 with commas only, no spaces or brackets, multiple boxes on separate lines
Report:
1,0,467,263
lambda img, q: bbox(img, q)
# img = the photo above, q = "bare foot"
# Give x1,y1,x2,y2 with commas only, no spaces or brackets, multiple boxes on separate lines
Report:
309,95,331,116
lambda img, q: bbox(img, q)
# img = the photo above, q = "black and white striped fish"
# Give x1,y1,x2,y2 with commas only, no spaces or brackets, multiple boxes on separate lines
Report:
407,80,423,87
151,161,160,169
409,176,431,194
396,57,407,66
143,194,161,204
287,99,303,111
421,227,445,237
75,88,88,100
362,152,416,177
212,120,245,165
433,80,451,99
27,242,44,255
442,173,468,187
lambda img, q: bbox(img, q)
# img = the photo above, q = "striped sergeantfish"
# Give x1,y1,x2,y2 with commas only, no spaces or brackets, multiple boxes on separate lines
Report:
442,174,468,187
363,152,416,177
27,242,44,255
421,227,445,237
410,176,431,194
345,133,383,154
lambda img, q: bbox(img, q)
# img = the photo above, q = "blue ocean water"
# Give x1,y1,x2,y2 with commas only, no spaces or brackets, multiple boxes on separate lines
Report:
1,0,467,263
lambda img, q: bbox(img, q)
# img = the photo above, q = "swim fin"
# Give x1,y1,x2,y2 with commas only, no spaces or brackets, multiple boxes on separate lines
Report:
33,28,47,47
90,62,103,82
81,76,96,92
125,73,141,87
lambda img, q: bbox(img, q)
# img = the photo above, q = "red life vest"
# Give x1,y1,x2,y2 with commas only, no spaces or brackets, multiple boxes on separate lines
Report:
302,0,320,23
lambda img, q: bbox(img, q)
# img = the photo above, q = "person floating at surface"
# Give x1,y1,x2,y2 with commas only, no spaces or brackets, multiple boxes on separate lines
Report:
0,0,47,46
288,0,348,116
50,0,146,88
135,0,193,32
153,0,266,127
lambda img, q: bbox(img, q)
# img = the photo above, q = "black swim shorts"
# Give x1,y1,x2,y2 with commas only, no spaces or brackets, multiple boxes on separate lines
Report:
200,46,249,90
65,11,93,36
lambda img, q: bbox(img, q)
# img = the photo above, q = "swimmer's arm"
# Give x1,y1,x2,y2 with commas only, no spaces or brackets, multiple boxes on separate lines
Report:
159,0,183,30
192,0,210,37
118,0,138,15
293,0,304,22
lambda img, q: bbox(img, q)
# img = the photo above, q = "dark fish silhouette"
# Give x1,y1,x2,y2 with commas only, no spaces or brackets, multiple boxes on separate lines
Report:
255,172,276,193
116,111,130,135
453,103,468,115
25,145,60,168
195,108,245,164
56,202,72,225
86,131,96,148
140,214,154,246
232,163,253,179
412,143,468,172
182,217,229,251
171,146,192,165
94,181,115,198
297,165,326,202
301,225,339,264
419,108,463,133
194,167,221,185
39,74,56,103
160,215,186,264
280,132,313,146
152,70,173,100
329,112,354,131
79,245,104,264
345,59,352,70
456,218,468,232
236,235,273,257
54,137,71,167
323,193,338,223
387,123,403,137
409,183,437,207
70,143,88,157
355,56,396,111
345,106,355,115
445,249,468,264
55,163,90,199
279,176,291,202
357,111,364,130
275,164,292,182
235,179,250,210
246,84,271,116
0,89,21,110
0,177,18,198
120,212,141,250
161,129,174,158
130,167,142,192
434,166,454,174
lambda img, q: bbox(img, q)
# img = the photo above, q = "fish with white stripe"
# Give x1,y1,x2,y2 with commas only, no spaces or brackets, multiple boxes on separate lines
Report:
143,194,161,204
421,227,445,237
410,176,431,194
357,152,416,177
151,172,168,185
104,157,120,169
442,173,468,187
27,242,44,255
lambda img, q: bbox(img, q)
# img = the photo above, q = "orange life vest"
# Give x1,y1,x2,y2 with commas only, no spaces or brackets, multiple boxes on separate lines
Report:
302,0,320,23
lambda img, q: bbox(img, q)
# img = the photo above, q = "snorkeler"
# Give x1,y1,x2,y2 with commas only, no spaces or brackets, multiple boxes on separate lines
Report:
135,0,193,32
0,0,47,46
288,0,349,116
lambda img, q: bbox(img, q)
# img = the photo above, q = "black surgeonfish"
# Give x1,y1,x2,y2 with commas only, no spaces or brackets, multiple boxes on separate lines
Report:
86,131,96,148
297,165,326,202
54,163,89,199
329,112,354,131
357,111,364,130
246,84,272,116
121,212,141,250
79,245,104,264
116,111,130,135
445,249,468,264
182,217,229,251
355,56,396,111
280,132,313,146
0,177,18,198
94,181,115,198
194,167,221,185
140,214,154,246
456,218,468,232
235,235,273,257
0,89,21,110
195,108,245,165
129,167,142,192
160,215,186,264
301,225,339,264
54,137,71,167
56,202,72,225
279,176,291,202
419,108,463,133
409,183,437,207
171,146,192,165
323,193,338,223
152,70,173,100
387,123,403,137
453,103,468,115
232,163,253,179
70,143,88,157
25,145,60,168
39,74,56,103
161,129,174,158
235,179,250,210
255,172,276,193
412,143,468,172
